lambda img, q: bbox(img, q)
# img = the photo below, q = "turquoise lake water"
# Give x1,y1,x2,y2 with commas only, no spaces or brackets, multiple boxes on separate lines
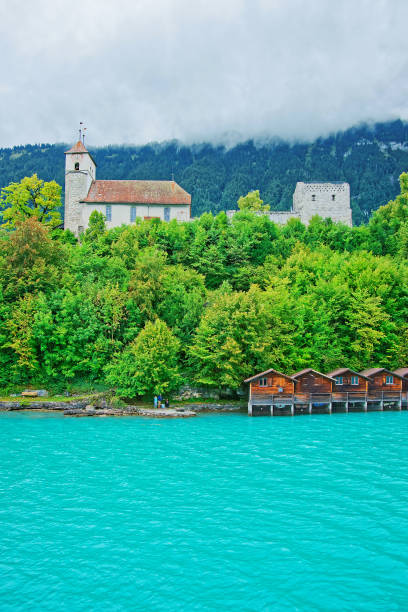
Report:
0,411,407,611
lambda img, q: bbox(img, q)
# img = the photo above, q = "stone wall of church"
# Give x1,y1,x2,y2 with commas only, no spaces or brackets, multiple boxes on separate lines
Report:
64,170,93,234
64,152,96,234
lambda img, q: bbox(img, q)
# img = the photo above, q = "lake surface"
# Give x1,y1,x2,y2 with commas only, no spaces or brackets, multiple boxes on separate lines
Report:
0,411,407,611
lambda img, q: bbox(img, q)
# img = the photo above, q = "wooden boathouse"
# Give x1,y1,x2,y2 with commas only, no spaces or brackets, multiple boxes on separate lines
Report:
245,366,407,416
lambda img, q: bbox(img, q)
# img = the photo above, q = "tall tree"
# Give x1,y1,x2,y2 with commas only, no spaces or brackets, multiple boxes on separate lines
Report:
0,174,62,229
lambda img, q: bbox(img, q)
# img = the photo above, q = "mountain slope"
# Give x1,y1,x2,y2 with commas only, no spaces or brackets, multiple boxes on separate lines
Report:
2,120,408,224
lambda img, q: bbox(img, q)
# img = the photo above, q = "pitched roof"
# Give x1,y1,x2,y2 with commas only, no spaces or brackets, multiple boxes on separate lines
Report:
359,367,404,380
327,367,371,380
244,368,296,384
82,180,191,205
65,140,90,154
291,368,335,382
65,141,96,165
393,367,408,378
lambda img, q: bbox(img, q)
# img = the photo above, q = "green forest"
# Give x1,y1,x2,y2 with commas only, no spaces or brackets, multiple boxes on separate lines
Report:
1,168,408,399
3,120,408,224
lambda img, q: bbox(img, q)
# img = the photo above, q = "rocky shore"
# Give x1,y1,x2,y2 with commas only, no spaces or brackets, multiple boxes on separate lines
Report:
0,399,243,418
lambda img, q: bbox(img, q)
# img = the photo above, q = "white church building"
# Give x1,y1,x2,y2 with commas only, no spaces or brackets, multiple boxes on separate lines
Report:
64,140,191,235
64,138,352,234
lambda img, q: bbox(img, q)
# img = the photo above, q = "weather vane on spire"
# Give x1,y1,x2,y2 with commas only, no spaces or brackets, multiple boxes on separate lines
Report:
83,127,87,146
79,121,83,142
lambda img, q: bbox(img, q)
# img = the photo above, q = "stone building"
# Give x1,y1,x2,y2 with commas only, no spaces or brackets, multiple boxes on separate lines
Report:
227,181,352,226
64,140,191,235
292,181,352,226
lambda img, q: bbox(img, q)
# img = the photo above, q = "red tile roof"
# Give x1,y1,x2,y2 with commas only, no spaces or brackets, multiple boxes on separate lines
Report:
82,180,191,205
65,140,90,154
65,141,97,165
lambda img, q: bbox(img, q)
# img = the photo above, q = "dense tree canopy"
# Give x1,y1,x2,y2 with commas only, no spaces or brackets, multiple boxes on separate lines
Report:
1,169,408,398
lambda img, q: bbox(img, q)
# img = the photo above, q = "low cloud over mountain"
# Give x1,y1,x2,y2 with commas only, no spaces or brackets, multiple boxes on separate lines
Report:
1,0,408,147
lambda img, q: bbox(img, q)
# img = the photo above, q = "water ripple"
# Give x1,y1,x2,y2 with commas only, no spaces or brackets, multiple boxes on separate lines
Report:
0,411,407,611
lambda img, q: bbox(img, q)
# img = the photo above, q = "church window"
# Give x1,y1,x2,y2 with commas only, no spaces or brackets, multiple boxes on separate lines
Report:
74,162,80,170
164,207,170,222
312,194,316,201
332,194,336,201
130,206,136,222
105,205,112,221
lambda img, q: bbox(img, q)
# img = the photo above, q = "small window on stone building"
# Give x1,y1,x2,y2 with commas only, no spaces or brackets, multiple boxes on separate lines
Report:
130,206,136,222
105,205,112,222
74,162,80,170
164,207,170,222
332,194,336,201
312,194,316,201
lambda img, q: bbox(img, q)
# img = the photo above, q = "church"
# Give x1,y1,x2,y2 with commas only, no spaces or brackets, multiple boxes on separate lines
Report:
64,140,191,235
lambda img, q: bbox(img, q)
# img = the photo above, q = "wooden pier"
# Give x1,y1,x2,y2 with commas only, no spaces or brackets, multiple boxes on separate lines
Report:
245,367,408,416
248,391,406,416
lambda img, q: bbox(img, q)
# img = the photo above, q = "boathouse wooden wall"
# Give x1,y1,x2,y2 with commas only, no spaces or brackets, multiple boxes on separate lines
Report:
330,371,367,393
251,374,294,399
366,373,402,392
294,372,332,394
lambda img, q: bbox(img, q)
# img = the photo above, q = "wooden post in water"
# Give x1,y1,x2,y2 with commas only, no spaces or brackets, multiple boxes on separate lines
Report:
345,392,349,413
381,391,384,411
399,392,402,410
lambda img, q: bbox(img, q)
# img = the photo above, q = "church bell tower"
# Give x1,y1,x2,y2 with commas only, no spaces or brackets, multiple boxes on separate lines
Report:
64,127,96,234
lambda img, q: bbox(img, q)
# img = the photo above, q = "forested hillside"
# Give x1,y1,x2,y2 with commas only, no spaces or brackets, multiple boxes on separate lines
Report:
1,171,408,398
2,120,408,224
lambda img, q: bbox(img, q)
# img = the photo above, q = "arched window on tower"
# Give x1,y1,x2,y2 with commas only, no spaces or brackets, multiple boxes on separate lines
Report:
311,194,316,201
74,162,80,170
332,194,336,201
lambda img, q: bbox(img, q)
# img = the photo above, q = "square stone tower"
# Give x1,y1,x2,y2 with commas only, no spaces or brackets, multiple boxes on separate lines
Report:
64,141,96,234
293,182,352,226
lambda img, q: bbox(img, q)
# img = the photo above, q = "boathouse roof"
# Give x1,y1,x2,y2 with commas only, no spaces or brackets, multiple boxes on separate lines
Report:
327,367,371,380
244,368,296,383
359,367,405,379
291,368,335,382
393,367,408,378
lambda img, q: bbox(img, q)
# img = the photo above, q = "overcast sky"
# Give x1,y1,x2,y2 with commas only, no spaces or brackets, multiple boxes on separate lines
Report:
1,0,407,148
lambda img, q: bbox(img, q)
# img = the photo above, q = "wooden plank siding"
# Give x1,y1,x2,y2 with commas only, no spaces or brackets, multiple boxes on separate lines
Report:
293,371,332,394
365,373,402,393
250,374,294,400
329,370,368,393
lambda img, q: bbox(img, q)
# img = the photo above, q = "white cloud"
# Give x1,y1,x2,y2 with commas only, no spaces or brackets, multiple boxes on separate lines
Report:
0,0,408,147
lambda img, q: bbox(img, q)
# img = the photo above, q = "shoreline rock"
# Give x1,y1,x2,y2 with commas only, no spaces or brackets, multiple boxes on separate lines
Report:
0,398,244,417
64,407,196,418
